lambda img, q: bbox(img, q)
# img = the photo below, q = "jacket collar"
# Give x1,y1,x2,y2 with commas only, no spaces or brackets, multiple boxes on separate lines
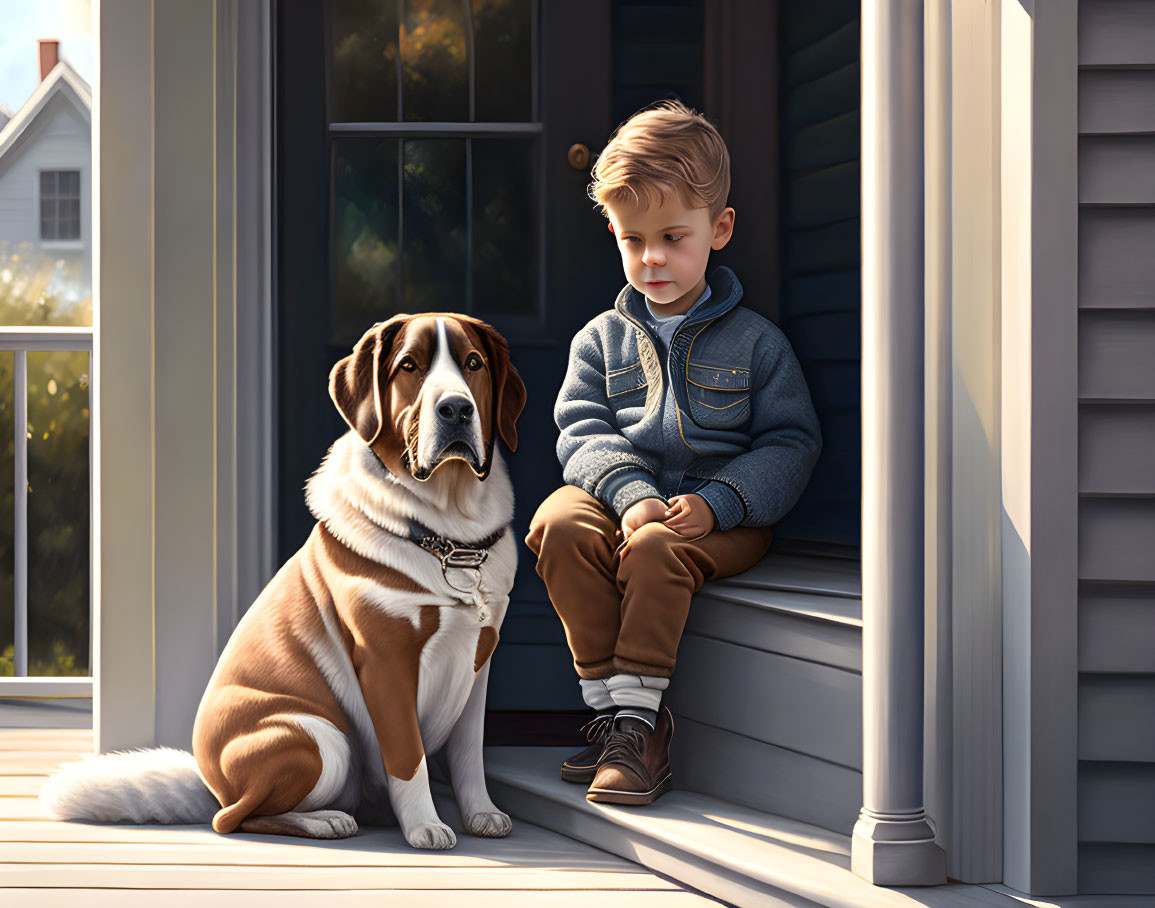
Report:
614,265,744,326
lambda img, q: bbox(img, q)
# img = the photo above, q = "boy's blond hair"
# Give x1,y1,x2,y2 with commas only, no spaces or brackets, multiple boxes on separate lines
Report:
588,99,730,221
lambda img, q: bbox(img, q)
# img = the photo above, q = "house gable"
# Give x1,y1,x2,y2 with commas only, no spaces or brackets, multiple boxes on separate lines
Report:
0,61,92,177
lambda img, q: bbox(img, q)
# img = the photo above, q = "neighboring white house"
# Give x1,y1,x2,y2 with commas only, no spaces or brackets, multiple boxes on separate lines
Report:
0,43,92,312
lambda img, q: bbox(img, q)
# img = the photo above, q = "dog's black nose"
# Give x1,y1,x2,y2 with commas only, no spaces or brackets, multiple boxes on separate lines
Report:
437,396,474,425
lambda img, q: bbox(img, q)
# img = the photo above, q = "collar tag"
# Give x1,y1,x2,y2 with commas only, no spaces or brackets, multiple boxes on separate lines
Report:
415,530,501,621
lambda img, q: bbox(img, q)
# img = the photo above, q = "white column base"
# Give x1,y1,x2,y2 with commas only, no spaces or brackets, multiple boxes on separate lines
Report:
851,810,947,886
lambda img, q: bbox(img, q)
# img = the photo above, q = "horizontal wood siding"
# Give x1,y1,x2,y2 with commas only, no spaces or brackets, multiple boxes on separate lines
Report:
1078,675,1155,762
774,0,860,548
610,0,705,128
1078,0,1155,67
1078,762,1155,842
1078,209,1155,309
1078,405,1155,494
1078,310,1155,400
1079,585,1155,673
1076,2,1155,891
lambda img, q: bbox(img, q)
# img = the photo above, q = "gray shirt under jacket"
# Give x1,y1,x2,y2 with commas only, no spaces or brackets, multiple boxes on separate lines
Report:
554,265,823,532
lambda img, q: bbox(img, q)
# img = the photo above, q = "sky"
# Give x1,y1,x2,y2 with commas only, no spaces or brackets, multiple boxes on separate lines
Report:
0,0,92,115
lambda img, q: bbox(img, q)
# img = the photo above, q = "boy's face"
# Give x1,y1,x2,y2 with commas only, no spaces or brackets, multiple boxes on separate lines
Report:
605,193,735,316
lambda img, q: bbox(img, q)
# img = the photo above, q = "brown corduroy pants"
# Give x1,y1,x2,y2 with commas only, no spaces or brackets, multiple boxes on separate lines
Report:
525,485,775,680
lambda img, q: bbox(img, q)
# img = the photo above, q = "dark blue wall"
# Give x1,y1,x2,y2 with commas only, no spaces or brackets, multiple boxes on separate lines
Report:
773,1,861,550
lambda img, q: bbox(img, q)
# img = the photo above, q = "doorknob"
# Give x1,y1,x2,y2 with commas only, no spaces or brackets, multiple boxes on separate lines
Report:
567,143,591,171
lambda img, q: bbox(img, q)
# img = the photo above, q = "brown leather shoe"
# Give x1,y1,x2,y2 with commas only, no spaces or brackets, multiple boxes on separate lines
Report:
585,706,673,805
560,713,616,784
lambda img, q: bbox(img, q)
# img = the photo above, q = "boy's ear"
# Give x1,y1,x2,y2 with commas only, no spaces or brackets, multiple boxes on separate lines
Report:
607,222,615,234
710,206,736,251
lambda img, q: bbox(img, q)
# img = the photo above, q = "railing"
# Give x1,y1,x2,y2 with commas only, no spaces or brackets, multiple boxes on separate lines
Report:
0,326,93,697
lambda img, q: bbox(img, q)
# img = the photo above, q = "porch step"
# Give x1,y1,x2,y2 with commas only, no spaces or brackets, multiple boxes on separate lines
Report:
484,746,1022,908
666,552,864,834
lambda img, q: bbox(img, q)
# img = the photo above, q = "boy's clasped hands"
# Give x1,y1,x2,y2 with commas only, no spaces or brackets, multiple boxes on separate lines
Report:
621,494,715,541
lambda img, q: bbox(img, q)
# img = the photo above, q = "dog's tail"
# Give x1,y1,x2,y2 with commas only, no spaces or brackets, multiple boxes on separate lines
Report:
39,747,219,825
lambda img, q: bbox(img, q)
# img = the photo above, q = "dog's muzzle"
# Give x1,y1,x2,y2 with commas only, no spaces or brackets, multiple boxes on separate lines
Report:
414,391,485,479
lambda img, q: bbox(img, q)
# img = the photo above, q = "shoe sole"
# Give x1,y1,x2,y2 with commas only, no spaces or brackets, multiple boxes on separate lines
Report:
585,772,672,805
560,764,598,784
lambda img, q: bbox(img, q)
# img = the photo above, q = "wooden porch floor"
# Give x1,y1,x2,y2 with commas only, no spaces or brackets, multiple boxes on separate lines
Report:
0,727,721,907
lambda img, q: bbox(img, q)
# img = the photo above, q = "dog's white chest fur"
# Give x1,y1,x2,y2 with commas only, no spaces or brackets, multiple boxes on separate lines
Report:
417,607,490,751
304,430,516,785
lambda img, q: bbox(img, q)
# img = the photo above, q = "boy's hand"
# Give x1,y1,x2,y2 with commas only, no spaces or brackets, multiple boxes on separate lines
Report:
621,498,668,541
663,494,716,538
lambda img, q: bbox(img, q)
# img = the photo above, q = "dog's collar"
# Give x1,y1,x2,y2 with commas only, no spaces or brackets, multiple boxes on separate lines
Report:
406,521,506,571
407,521,506,613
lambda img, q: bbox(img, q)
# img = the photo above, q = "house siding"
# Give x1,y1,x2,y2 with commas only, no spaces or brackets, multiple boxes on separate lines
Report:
0,91,91,297
1076,0,1155,893
775,0,860,548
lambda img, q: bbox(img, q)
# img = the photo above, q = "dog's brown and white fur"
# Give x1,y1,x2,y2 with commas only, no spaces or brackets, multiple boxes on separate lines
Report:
40,313,527,849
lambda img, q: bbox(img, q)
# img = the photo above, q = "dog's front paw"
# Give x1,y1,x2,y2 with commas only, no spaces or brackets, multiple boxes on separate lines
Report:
406,821,457,849
314,810,359,838
465,810,512,838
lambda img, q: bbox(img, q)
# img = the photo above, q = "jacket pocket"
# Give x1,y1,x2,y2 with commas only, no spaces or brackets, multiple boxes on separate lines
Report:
685,363,750,429
606,362,648,402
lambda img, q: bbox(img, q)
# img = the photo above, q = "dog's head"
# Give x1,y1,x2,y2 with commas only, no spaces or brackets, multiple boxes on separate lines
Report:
329,313,526,482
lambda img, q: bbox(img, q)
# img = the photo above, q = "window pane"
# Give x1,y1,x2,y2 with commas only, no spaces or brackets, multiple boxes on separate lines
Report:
63,171,80,197
40,201,56,240
333,139,401,334
64,199,80,221
472,138,537,316
40,171,56,199
26,351,90,676
402,139,466,310
473,0,532,121
402,0,468,122
0,353,13,674
331,0,400,122
62,219,80,240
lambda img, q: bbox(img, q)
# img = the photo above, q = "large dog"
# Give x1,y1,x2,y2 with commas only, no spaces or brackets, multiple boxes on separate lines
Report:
41,313,526,849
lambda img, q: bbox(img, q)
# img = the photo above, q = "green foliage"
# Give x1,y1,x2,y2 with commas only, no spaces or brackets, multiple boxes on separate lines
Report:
0,244,91,677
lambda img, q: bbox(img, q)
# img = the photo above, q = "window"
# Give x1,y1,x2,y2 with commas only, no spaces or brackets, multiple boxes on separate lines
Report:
328,0,540,344
39,170,81,242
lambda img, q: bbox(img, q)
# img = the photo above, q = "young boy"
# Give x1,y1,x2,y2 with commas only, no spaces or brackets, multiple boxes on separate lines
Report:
525,100,822,805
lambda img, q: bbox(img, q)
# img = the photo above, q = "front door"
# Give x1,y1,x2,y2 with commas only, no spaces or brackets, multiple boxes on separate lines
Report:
276,0,723,720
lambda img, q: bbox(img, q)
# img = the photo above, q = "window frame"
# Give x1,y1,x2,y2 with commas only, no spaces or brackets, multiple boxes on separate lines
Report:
37,168,85,248
323,0,546,345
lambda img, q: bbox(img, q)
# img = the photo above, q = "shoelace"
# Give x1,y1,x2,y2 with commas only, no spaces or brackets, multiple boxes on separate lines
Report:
598,723,649,778
579,713,615,743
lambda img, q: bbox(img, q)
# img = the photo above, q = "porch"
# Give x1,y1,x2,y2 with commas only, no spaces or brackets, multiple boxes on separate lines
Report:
0,722,715,906
3,721,1131,908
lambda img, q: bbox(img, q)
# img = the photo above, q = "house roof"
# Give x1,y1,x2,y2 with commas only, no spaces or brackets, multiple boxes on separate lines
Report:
0,60,92,165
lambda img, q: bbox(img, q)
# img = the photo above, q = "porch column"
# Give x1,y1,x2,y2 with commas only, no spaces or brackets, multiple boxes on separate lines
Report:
852,0,947,887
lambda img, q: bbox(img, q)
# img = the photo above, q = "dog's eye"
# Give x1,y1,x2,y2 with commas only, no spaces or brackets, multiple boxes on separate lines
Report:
399,357,417,372
465,353,483,372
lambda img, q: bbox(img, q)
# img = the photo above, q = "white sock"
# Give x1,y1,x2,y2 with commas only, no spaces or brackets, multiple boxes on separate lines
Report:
605,673,668,712
579,678,615,711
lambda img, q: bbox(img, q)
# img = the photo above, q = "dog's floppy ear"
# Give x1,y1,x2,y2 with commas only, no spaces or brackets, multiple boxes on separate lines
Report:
473,319,527,452
329,316,407,445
